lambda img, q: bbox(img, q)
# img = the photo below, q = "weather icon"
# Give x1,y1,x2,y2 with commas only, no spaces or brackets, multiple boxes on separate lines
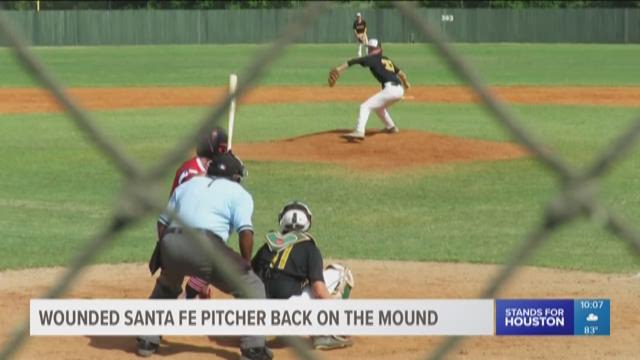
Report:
586,313,599,322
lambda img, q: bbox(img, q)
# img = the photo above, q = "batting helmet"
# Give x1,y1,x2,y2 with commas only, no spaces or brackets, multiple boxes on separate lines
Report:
196,127,228,159
207,152,246,183
278,201,313,233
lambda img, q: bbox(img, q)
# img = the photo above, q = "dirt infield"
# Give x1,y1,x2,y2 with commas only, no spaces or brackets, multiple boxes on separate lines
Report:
0,85,533,170
1,261,637,359
234,130,528,171
1,85,639,114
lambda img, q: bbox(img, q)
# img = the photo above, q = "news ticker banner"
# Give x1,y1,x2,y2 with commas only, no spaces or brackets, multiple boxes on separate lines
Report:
31,299,492,336
30,299,610,336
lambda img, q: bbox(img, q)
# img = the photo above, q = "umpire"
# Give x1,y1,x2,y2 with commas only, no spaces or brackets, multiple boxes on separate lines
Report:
137,153,272,360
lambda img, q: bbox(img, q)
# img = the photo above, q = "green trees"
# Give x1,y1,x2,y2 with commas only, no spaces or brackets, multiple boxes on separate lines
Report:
2,0,640,10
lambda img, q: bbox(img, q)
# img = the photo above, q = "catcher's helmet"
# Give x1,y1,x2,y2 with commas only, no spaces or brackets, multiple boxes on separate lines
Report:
196,127,228,159
207,152,246,183
278,201,313,232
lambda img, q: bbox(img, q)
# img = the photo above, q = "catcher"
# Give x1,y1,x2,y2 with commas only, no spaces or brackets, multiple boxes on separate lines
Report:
328,38,411,141
251,201,354,350
353,12,368,57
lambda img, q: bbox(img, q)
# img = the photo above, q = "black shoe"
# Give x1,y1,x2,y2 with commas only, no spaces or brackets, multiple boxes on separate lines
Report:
185,284,199,299
240,347,273,360
136,338,159,357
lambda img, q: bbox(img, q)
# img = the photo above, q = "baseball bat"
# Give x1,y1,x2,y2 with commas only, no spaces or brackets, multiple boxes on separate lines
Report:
227,73,238,150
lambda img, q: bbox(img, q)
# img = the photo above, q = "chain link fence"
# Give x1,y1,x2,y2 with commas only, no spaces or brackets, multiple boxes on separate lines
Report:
0,1,638,360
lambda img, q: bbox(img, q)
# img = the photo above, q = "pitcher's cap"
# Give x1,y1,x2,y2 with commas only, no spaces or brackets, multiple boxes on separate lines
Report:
356,12,361,16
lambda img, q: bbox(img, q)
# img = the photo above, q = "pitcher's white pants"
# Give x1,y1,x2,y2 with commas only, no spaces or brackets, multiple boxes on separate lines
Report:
291,267,342,300
355,83,404,133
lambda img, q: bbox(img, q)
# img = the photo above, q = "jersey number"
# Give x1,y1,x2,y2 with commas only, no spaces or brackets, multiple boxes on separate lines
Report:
381,59,395,72
270,246,293,270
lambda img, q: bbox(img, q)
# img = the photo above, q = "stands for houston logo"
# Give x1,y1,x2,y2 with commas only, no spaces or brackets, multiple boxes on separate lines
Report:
496,299,574,335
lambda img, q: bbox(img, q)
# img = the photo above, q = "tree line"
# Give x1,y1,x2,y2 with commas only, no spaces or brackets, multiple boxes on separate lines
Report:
3,0,640,10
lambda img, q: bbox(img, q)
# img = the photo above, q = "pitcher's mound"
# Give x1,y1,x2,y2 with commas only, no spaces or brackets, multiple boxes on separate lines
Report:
234,130,529,171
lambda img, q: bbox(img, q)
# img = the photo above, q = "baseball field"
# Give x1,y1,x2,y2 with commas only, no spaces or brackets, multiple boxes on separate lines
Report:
0,43,639,359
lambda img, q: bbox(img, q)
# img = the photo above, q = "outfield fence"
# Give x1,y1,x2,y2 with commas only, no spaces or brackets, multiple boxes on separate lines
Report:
1,1,639,360
1,6,640,46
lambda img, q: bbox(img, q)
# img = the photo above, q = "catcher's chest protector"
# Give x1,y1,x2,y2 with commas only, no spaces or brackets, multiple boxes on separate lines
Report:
265,231,315,270
265,231,314,251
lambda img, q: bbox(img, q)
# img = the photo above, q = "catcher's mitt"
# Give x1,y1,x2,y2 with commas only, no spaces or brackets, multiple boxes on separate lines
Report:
325,263,354,299
328,68,340,87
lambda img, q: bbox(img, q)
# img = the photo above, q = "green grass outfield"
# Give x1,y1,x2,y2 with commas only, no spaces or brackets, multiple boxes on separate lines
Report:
0,44,639,273
2,43,640,86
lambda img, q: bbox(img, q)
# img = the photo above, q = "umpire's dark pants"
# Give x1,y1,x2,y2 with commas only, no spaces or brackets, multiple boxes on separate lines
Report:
139,229,266,350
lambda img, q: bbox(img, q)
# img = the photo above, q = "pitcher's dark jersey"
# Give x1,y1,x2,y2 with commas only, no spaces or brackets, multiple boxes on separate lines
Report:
347,54,401,87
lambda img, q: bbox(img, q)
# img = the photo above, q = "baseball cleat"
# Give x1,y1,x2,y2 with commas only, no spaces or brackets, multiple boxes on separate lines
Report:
381,126,399,134
342,131,365,141
240,346,273,360
313,335,354,350
136,338,159,357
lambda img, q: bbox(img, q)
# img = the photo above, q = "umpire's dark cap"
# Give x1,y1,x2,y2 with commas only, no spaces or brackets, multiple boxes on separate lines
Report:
207,152,246,182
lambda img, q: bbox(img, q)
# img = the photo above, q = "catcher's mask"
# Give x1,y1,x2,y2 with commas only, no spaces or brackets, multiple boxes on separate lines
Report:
196,127,229,159
278,201,313,233
207,152,246,183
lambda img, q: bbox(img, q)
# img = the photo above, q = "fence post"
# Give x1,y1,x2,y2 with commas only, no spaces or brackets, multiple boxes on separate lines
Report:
624,8,629,44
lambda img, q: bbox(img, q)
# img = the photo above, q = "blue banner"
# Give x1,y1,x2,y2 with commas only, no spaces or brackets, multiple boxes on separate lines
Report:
496,299,574,335
573,299,610,336
495,299,610,336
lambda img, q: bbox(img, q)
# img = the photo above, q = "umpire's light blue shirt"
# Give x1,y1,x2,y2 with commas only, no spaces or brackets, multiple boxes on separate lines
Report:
159,176,254,242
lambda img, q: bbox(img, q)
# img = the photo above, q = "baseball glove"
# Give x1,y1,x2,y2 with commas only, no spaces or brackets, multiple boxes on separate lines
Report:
328,68,340,87
325,263,354,299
